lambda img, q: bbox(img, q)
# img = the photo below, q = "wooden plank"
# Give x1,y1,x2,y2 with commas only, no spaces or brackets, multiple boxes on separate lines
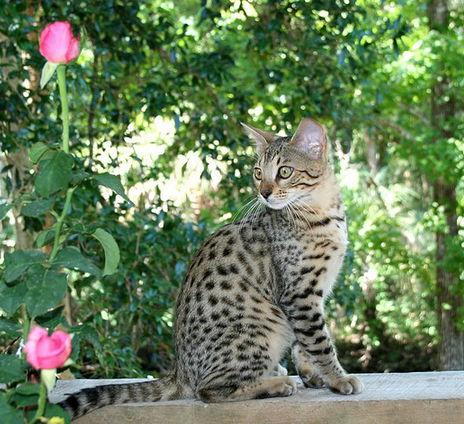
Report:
50,371,464,424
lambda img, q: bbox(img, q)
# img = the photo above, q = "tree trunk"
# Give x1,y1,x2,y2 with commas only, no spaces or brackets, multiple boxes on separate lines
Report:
427,0,464,370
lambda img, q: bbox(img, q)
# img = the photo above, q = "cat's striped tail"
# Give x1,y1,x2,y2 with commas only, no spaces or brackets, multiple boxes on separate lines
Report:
58,374,179,420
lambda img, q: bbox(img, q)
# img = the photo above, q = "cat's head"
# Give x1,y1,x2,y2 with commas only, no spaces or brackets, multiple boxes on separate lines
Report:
242,118,331,211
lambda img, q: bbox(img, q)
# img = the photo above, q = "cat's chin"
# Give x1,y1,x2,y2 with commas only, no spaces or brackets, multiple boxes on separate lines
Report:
260,199,290,210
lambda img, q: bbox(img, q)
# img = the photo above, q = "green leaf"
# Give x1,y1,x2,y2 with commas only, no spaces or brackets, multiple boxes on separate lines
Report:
29,142,54,164
70,169,90,185
92,228,120,276
23,266,68,317
0,280,27,315
52,247,101,276
14,383,41,396
10,389,40,408
3,250,47,283
21,197,55,217
93,172,134,205
442,302,452,311
66,322,101,362
35,306,65,330
35,151,74,198
35,226,59,248
40,61,59,89
0,201,14,220
43,402,71,424
0,317,22,336
0,392,26,424
0,355,27,384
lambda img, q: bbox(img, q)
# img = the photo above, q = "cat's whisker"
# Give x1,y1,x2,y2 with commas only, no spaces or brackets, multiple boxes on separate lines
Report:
250,200,264,231
238,197,263,234
293,197,325,226
233,196,259,222
285,202,300,232
286,198,314,233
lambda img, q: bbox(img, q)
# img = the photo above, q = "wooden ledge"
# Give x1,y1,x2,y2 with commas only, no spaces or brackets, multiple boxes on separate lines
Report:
50,371,464,424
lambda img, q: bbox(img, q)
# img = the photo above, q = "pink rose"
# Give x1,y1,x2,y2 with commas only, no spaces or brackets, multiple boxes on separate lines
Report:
39,21,80,64
25,326,72,370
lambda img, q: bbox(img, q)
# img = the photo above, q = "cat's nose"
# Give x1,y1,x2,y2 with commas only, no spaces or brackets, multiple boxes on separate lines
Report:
260,190,272,199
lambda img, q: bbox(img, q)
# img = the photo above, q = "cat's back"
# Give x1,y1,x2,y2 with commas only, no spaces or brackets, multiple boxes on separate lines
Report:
175,211,276,315
173,212,291,384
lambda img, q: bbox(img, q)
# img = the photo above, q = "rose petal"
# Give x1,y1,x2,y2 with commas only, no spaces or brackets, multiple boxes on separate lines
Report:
65,36,81,63
24,326,49,370
27,326,48,342
25,341,41,370
39,21,79,64
51,331,72,366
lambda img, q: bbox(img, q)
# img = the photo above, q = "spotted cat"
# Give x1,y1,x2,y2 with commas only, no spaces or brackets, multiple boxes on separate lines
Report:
58,117,363,420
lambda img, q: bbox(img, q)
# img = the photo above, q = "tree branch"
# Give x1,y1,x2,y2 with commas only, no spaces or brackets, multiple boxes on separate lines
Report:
375,117,417,144
396,101,432,126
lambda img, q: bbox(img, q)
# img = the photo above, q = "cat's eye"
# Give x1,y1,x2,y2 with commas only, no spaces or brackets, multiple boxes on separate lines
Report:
278,166,293,179
254,168,263,180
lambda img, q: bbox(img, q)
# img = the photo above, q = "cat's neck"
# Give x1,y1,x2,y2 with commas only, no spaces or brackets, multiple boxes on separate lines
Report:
265,172,346,241
294,172,345,220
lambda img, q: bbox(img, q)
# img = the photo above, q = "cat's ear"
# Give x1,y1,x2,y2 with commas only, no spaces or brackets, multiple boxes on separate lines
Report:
290,118,327,160
241,122,278,155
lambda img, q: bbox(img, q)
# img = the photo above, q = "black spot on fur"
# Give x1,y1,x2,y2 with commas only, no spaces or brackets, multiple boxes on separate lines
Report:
217,265,229,276
300,266,315,275
220,281,232,290
314,267,327,277
208,295,219,306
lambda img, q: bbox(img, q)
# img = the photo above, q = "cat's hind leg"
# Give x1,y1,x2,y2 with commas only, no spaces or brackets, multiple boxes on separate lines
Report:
198,376,297,403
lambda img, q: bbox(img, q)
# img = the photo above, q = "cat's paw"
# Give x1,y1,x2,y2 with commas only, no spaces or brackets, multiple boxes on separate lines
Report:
273,376,298,397
297,363,324,389
299,372,324,389
328,375,364,395
271,364,288,376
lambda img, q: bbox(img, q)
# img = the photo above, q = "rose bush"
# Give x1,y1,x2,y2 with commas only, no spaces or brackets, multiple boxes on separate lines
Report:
25,326,72,370
39,21,80,64
0,16,123,422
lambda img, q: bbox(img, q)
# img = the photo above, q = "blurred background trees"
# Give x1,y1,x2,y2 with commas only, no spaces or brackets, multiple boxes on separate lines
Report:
1,0,463,377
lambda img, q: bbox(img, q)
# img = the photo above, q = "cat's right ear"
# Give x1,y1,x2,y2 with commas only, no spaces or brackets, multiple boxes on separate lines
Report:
290,118,327,160
241,122,277,155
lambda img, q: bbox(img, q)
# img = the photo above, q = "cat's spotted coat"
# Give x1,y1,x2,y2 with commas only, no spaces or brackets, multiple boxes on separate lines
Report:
59,117,363,420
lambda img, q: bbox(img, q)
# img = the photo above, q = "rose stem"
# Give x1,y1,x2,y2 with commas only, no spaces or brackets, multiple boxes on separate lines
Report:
57,65,69,153
49,65,75,262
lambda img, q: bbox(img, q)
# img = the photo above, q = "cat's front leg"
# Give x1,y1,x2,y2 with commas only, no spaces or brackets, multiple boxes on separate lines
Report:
284,297,364,395
292,342,324,389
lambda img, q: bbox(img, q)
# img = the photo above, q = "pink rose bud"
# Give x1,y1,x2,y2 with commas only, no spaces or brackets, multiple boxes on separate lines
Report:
25,326,72,370
39,21,80,64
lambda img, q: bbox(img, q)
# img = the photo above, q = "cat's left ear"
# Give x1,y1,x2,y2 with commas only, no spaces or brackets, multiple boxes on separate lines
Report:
290,118,327,160
241,122,278,155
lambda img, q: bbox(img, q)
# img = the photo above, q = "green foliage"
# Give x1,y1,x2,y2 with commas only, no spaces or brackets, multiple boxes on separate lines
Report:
0,355,28,385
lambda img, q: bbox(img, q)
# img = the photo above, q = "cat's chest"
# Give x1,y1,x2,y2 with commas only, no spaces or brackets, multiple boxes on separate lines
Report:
263,212,347,286
265,211,347,252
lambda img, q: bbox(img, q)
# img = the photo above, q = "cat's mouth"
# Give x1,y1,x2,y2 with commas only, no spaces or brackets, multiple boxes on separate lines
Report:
259,196,291,210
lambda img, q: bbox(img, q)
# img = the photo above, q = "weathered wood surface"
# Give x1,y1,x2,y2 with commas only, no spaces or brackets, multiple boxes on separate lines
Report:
50,371,464,424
